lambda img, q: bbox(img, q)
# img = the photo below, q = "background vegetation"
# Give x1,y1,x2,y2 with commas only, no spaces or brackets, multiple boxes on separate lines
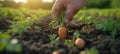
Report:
0,0,120,9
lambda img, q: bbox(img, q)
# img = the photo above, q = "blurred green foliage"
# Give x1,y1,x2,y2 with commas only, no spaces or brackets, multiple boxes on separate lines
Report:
0,0,21,8
95,17,120,39
0,8,50,53
0,0,120,9
0,32,22,53
75,9,120,39
76,9,120,18
0,8,50,18
0,0,53,9
0,32,9,52
64,39,73,46
6,39,22,53
111,0,120,8
49,34,59,46
86,0,111,8
85,0,120,8
85,47,99,54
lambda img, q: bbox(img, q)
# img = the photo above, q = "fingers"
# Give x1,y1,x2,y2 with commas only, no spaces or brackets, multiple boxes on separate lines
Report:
63,6,77,25
51,10,60,24
51,0,65,24
63,0,88,23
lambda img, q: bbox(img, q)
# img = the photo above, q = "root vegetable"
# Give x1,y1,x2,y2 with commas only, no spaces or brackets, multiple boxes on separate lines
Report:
57,12,67,40
58,27,67,40
52,51,60,54
75,38,85,48
79,51,87,54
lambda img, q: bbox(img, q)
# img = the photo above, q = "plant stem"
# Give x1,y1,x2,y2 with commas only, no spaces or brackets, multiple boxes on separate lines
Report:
59,12,65,27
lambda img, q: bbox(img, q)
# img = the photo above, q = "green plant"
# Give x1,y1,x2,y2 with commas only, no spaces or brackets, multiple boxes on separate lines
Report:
8,17,31,36
7,15,39,36
58,12,67,40
34,26,41,31
76,13,97,25
68,30,73,33
76,9,120,19
58,12,65,27
0,8,15,19
73,31,81,38
0,32,10,52
95,17,120,39
0,32,22,52
49,20,57,28
81,16,93,24
85,47,99,54
6,39,22,53
49,34,59,46
64,39,73,46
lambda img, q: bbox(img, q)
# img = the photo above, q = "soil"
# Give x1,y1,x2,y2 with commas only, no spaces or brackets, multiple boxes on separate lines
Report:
0,15,120,54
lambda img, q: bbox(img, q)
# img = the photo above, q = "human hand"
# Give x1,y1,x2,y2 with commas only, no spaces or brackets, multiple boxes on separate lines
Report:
52,0,88,25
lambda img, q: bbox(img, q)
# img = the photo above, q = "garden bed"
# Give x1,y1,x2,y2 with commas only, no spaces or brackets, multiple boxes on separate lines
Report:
20,15,120,54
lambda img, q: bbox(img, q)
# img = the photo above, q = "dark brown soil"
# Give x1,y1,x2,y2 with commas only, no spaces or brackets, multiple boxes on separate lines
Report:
0,15,120,54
